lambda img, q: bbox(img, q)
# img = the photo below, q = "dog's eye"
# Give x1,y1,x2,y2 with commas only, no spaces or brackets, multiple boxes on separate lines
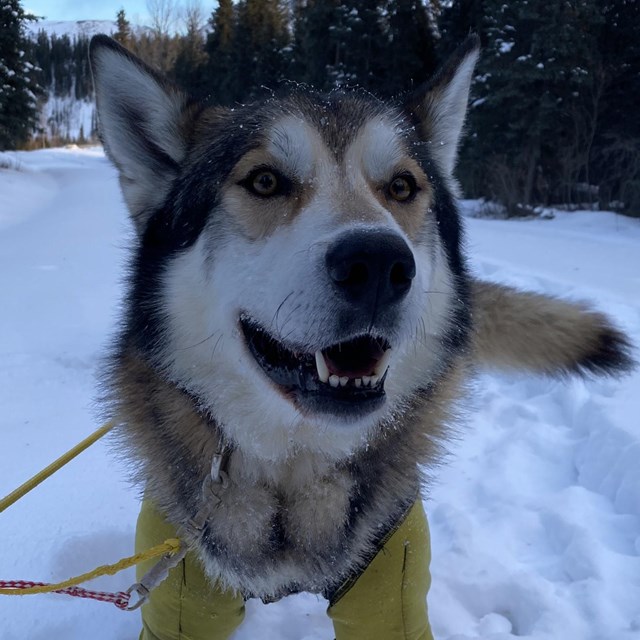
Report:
388,174,417,202
245,169,280,197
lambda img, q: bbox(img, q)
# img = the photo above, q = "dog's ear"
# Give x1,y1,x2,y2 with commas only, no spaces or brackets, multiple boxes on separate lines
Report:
405,35,480,177
89,35,191,233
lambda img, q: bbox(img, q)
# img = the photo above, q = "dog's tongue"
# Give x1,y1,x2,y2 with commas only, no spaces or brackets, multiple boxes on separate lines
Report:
323,338,386,378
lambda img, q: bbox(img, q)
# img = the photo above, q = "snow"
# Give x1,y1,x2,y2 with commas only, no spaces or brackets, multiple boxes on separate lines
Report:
38,95,96,142
0,148,639,640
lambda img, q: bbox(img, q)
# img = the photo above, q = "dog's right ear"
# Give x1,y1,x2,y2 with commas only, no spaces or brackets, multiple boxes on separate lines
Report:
90,35,191,233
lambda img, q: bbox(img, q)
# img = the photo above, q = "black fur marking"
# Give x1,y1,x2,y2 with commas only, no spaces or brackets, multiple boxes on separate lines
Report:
576,327,635,376
121,109,262,357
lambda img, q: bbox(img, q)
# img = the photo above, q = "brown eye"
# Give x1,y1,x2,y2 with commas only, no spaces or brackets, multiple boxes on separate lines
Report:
388,175,417,202
251,170,278,197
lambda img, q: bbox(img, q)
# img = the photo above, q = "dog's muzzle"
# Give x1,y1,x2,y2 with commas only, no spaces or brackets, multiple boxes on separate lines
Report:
239,230,415,421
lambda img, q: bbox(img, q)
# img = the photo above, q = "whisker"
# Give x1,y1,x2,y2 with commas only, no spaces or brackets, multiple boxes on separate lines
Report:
272,291,295,333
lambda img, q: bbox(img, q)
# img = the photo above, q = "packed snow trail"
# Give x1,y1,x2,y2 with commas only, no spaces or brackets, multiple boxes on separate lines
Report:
0,148,638,640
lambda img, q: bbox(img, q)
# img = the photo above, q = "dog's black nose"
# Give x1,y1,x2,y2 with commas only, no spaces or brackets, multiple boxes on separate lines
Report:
326,229,416,309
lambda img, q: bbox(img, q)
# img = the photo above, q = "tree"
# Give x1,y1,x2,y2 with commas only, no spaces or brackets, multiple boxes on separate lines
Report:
203,0,238,103
114,8,132,47
147,0,179,37
445,0,606,214
73,35,92,100
203,0,290,104
0,0,40,150
293,1,439,96
385,0,439,95
139,0,180,72
233,0,291,99
172,0,208,97
591,0,640,215
291,0,341,90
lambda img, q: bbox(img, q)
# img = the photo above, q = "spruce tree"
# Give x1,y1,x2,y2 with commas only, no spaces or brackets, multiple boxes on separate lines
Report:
0,0,40,150
291,0,342,90
203,0,238,103
592,0,640,215
452,0,605,214
385,0,439,95
233,0,291,100
114,9,132,47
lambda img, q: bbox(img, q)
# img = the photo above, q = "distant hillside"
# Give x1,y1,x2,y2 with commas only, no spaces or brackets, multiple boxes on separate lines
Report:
25,21,113,146
27,20,116,39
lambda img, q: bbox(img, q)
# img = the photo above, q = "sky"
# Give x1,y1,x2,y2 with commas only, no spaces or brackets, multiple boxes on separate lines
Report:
26,0,150,22
24,1,218,24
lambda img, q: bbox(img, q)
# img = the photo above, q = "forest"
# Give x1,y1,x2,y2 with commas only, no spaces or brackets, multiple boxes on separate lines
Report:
2,0,639,216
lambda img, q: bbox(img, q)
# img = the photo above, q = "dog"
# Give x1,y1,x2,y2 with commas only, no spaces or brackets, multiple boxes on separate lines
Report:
89,33,633,639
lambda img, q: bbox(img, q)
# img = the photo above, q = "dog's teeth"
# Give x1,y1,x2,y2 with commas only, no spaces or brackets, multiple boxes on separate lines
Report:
339,376,349,387
329,375,340,388
355,378,362,388
362,376,371,387
315,350,330,383
370,375,379,386
375,349,393,377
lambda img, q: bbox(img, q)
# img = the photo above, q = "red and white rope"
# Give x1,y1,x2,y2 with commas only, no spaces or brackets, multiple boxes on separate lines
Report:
0,580,130,609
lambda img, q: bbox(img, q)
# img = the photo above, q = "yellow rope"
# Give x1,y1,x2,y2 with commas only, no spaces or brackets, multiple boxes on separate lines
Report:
0,421,115,514
0,538,181,595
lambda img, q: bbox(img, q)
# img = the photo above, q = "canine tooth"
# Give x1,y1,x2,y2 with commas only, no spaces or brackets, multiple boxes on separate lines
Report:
329,375,340,388
355,378,362,388
339,376,349,387
362,376,371,387
315,350,330,383
370,375,379,386
375,349,393,377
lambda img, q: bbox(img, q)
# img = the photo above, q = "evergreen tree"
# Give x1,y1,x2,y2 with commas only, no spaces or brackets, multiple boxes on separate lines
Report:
293,1,439,96
233,0,291,100
385,0,439,95
114,8,132,47
0,0,40,150
439,0,486,51
449,0,606,214
33,29,51,87
50,34,74,96
328,1,380,88
73,36,91,100
591,0,640,215
203,0,238,103
291,0,341,90
172,4,208,98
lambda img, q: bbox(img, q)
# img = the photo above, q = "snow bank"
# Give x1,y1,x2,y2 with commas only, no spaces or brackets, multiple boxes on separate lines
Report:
0,152,638,639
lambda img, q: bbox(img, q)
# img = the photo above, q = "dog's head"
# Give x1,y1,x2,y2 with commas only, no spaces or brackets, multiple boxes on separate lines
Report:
90,35,479,461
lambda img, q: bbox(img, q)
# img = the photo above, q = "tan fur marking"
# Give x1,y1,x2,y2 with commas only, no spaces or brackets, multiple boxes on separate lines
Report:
338,125,434,239
370,161,434,240
471,279,627,375
222,148,316,240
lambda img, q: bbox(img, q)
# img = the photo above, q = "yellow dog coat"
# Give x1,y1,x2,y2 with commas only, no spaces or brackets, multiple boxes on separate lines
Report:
135,499,434,640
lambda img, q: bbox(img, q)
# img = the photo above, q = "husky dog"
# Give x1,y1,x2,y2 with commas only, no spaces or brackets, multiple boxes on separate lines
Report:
90,34,632,636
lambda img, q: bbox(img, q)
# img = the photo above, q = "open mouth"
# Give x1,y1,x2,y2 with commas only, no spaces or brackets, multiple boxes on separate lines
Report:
240,314,391,416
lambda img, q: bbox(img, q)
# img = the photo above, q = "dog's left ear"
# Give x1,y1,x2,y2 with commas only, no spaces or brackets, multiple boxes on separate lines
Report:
405,35,480,176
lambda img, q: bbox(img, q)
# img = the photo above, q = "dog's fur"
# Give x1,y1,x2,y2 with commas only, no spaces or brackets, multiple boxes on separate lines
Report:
90,34,633,603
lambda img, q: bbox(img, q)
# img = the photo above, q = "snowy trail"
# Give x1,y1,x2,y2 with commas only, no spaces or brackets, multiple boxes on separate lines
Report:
0,148,638,640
